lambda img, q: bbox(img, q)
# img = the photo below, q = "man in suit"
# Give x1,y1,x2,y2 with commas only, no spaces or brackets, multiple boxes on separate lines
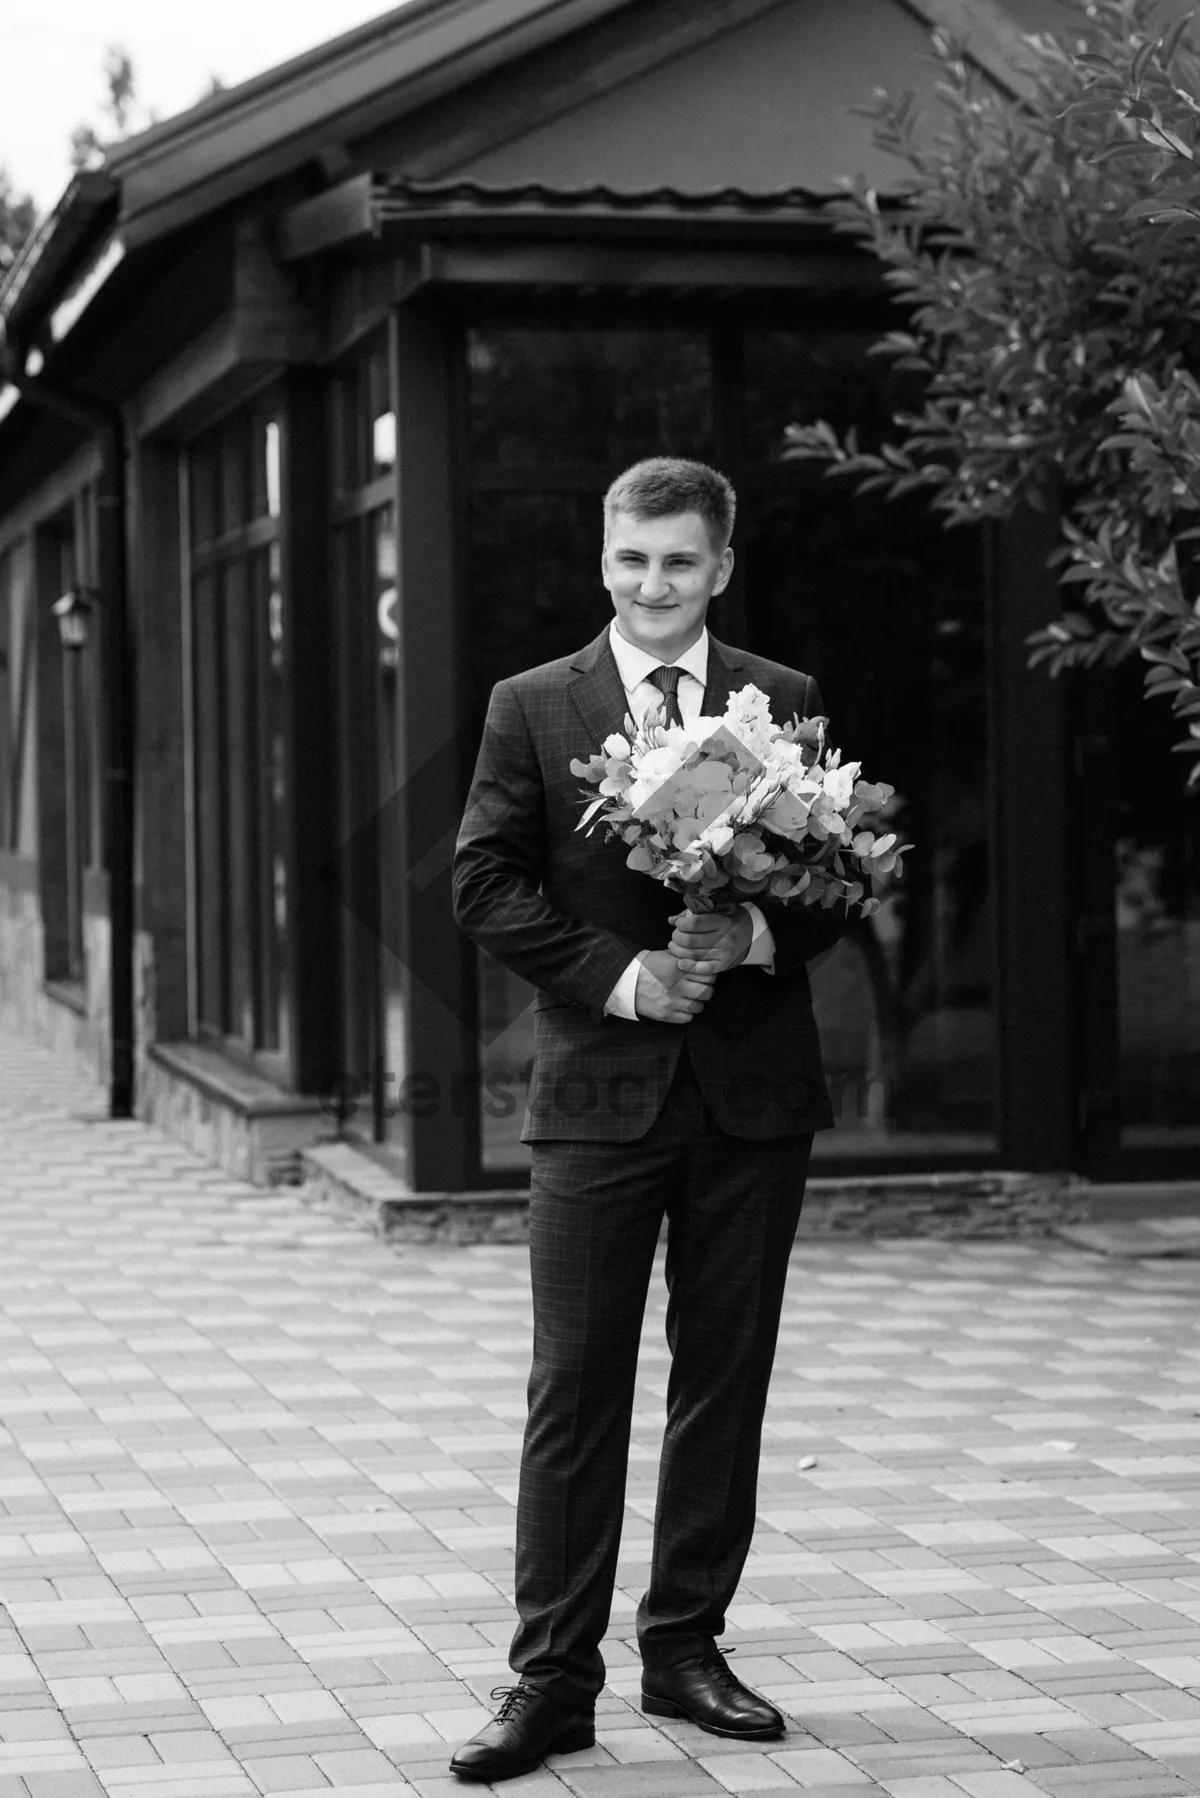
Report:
450,458,846,1781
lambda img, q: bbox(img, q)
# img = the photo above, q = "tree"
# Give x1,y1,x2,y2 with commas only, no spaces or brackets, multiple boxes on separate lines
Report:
0,167,38,276
70,44,154,171
784,0,1200,784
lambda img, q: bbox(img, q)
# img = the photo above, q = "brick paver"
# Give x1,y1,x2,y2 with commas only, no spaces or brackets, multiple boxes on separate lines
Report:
3,1030,1200,1798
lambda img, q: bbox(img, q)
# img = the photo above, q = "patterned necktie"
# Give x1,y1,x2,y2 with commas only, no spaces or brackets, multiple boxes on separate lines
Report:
648,664,685,729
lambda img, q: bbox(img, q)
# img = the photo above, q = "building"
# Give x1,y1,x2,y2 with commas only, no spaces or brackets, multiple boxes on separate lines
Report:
0,0,1195,1197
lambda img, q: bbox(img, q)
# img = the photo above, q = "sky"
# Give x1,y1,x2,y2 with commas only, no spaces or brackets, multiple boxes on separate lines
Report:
4,0,402,212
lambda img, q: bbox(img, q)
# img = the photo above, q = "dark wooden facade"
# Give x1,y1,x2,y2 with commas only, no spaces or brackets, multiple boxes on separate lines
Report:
0,0,1195,1189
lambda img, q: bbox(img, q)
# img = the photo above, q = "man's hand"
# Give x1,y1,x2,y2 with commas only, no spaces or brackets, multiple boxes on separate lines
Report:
634,950,716,1023
668,907,753,975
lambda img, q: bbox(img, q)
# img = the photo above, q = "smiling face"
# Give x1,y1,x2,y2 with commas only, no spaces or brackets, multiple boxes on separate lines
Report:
602,509,734,662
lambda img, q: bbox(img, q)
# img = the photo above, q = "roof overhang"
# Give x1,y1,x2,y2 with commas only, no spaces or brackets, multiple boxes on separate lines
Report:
278,176,845,261
105,0,645,251
0,0,1044,412
0,171,118,346
105,0,1039,254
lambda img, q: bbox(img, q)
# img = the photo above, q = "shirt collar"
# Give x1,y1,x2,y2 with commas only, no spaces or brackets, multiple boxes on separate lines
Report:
608,618,709,694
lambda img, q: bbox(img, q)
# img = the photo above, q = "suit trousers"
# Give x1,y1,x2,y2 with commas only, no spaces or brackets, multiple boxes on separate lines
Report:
510,1047,813,1709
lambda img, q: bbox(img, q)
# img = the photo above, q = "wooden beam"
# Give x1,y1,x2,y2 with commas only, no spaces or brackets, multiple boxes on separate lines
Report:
985,504,1073,1170
389,302,478,1190
0,443,103,557
280,371,342,1095
129,318,253,441
130,220,319,441
393,240,883,297
276,175,374,263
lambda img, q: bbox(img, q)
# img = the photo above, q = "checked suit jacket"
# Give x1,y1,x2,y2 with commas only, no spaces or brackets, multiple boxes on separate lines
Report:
452,626,847,1143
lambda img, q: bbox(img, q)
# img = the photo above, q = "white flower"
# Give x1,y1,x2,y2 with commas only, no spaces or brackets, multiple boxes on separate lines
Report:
628,743,687,812
763,739,807,776
822,764,857,810
603,732,632,760
785,771,822,802
720,683,778,758
702,822,736,855
633,743,686,781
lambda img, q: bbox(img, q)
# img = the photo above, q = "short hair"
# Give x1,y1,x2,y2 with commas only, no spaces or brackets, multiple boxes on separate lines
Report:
604,457,736,551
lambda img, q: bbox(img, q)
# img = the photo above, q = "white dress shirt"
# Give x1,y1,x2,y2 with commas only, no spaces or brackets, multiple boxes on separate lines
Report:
603,620,776,1020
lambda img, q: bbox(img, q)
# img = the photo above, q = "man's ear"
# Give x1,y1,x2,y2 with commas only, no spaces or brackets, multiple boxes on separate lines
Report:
713,546,734,596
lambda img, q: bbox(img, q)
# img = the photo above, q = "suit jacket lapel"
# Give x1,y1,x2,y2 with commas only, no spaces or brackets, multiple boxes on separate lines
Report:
567,628,630,749
700,634,746,720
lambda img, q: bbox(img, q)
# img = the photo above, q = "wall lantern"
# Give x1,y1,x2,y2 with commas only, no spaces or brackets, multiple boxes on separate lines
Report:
53,584,96,651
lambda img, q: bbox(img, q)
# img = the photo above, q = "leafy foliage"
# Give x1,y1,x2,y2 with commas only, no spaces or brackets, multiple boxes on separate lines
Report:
783,0,1200,785
70,44,155,171
0,167,38,276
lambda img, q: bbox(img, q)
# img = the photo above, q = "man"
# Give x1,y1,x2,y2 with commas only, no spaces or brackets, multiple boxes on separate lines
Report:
450,458,846,1781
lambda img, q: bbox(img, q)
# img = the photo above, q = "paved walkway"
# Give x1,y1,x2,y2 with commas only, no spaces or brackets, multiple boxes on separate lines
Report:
3,1031,1200,1798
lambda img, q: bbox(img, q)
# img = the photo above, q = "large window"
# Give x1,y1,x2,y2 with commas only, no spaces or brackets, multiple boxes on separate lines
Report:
0,549,14,851
189,399,290,1067
38,496,103,987
460,313,996,1173
0,542,37,862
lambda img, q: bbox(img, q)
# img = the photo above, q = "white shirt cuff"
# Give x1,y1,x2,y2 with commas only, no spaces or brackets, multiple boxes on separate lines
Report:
741,902,775,972
604,953,645,1020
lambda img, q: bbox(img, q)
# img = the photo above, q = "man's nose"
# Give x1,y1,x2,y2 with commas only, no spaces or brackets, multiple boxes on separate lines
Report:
640,566,670,599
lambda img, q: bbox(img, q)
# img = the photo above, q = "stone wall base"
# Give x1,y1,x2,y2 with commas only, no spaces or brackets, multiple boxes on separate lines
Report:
0,874,110,1087
299,1143,1091,1245
800,1170,1089,1238
141,1041,333,1187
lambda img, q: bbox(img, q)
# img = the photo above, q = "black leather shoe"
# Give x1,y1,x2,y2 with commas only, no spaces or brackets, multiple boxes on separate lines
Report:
450,1684,595,1781
642,1647,785,1739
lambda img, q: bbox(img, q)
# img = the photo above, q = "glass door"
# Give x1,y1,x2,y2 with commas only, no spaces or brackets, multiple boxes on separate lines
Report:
1112,664,1200,1157
739,329,995,1163
456,307,997,1176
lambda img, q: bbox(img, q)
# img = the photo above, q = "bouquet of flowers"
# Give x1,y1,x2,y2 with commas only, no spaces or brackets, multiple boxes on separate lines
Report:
570,683,906,918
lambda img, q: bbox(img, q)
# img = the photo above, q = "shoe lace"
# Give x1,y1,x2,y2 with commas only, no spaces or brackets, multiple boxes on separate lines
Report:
696,1645,741,1690
489,1685,538,1724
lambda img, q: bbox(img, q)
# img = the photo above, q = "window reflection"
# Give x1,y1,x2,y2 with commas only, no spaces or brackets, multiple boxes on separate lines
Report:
265,421,281,518
373,410,396,474
467,327,713,467
468,492,606,1169
743,481,994,1155
332,336,392,492
743,329,924,463
468,492,613,724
